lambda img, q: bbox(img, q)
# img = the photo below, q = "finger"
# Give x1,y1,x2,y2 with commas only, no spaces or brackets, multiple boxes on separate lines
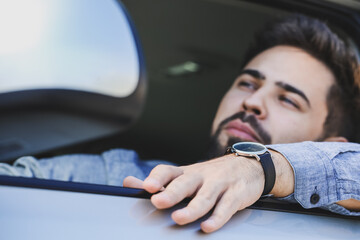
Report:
200,188,242,233
171,182,225,225
143,165,183,193
151,174,202,209
123,176,144,189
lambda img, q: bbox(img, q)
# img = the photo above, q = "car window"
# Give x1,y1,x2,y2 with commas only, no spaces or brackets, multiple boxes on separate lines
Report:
1,0,359,215
0,0,145,162
0,0,139,97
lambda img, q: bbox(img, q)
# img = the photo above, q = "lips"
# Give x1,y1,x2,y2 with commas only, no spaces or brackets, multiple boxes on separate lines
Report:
224,119,263,143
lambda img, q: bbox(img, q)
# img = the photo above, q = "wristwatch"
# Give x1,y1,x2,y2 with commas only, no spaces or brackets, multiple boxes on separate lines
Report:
225,142,276,196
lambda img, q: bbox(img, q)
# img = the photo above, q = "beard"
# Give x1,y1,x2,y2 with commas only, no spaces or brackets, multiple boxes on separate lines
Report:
205,111,272,159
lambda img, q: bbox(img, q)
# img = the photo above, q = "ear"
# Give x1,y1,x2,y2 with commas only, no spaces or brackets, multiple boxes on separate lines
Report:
323,136,348,142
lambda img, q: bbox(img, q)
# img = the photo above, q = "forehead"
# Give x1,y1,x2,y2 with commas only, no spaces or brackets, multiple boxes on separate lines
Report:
242,46,335,101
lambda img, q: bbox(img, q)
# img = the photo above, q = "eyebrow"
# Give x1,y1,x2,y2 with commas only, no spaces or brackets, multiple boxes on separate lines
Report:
275,81,311,107
239,68,311,107
240,69,266,80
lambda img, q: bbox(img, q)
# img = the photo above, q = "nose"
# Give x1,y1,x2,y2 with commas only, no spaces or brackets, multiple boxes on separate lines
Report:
241,91,267,118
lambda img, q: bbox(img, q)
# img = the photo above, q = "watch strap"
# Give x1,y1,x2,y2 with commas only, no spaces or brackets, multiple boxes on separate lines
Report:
259,151,275,196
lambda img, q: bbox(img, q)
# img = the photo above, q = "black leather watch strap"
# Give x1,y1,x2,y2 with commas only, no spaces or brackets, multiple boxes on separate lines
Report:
259,151,275,196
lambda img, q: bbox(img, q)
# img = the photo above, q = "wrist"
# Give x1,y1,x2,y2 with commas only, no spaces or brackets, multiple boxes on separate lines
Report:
268,149,295,197
225,142,275,196
223,154,265,196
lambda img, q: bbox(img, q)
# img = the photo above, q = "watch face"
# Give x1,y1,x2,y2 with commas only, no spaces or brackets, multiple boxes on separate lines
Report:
232,142,267,155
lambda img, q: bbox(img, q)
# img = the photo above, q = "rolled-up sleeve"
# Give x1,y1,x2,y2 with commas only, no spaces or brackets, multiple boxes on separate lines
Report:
0,149,173,186
268,141,360,216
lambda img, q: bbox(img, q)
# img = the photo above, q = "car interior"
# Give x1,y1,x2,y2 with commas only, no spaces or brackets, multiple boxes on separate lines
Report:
1,0,359,168
1,0,360,226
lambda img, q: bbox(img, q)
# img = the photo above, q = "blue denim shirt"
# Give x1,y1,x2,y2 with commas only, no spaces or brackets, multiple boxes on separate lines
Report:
0,141,359,216
0,149,171,186
269,141,360,216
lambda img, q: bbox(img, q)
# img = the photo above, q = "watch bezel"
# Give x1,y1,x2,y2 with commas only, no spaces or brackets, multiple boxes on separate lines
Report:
231,142,268,159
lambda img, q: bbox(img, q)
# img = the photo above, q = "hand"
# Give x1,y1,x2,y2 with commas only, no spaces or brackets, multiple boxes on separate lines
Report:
125,148,360,230
124,154,267,233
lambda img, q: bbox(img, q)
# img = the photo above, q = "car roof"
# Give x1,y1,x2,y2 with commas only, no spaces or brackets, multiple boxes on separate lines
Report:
1,179,360,240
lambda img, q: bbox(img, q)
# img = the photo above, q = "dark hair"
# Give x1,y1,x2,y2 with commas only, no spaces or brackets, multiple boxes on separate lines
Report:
242,14,360,142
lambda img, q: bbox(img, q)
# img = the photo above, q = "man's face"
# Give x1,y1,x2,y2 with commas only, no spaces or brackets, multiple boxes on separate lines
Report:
209,45,335,156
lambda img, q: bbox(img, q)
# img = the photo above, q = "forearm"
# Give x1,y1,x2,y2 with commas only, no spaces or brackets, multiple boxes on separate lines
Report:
0,156,45,178
124,141,360,233
268,141,360,214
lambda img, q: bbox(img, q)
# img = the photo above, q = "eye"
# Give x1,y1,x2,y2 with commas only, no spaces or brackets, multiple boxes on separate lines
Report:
279,95,300,109
237,80,257,91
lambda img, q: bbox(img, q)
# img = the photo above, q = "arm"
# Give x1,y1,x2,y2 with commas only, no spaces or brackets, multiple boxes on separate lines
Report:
0,154,109,184
269,147,360,210
270,141,360,213
0,149,155,186
124,141,360,233
0,156,46,178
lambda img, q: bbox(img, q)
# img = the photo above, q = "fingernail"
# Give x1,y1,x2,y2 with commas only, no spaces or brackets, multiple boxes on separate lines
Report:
172,209,190,224
203,219,216,228
152,192,171,206
144,178,161,188
157,192,170,201
176,208,189,218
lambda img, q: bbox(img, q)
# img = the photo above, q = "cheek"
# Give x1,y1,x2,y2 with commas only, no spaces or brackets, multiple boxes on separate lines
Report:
269,109,327,143
212,91,245,133
270,117,304,142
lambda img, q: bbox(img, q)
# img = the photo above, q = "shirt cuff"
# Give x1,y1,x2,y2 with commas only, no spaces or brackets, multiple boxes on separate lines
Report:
267,141,338,209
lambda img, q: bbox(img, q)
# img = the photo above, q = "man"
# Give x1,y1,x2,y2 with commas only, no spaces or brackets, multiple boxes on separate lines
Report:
123,14,360,232
1,14,360,233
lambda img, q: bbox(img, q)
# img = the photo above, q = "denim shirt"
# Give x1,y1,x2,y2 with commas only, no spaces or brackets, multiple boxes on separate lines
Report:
0,149,172,186
0,141,359,216
269,141,360,216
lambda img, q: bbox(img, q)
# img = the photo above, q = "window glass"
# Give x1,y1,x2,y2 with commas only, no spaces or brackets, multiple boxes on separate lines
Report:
0,0,139,97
